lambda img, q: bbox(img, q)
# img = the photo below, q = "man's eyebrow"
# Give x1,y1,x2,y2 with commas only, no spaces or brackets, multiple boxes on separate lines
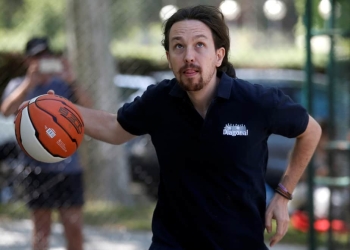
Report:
193,34,209,40
170,34,209,42
170,36,183,42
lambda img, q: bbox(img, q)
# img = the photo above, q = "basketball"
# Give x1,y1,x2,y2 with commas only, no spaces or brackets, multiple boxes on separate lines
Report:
14,94,84,163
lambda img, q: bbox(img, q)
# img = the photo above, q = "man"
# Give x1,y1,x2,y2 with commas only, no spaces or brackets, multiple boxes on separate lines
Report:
45,5,320,250
2,37,92,250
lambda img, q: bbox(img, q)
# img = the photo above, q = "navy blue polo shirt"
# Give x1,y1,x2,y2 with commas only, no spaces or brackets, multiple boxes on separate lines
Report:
117,72,309,250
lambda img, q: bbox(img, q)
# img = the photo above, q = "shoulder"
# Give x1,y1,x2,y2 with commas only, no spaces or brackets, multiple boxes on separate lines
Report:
7,77,25,88
231,78,282,108
140,79,175,100
148,79,175,93
2,77,25,99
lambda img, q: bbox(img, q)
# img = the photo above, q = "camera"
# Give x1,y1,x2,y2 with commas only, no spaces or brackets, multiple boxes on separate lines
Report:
38,58,63,74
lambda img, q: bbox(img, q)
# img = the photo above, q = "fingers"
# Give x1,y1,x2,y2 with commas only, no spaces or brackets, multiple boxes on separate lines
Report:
269,216,289,247
27,60,39,73
265,207,273,234
17,90,54,114
18,101,29,110
265,196,290,247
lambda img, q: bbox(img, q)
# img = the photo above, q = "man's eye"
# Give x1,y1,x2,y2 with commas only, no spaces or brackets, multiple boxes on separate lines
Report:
175,44,183,49
197,42,204,47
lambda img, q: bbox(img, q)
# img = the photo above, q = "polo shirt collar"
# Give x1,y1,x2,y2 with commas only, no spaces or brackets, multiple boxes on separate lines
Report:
169,71,233,100
169,78,186,98
217,72,233,99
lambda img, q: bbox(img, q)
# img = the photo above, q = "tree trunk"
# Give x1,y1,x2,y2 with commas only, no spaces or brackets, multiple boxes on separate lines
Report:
65,0,133,205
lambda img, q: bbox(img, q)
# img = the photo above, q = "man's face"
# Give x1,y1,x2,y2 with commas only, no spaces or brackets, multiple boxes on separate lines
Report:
166,20,225,92
26,51,51,70
26,52,58,84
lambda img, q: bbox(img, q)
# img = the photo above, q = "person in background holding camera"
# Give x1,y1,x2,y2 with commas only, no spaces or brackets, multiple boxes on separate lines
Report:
0,37,92,250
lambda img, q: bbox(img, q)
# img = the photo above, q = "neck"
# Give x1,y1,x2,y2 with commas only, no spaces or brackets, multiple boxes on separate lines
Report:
187,76,219,118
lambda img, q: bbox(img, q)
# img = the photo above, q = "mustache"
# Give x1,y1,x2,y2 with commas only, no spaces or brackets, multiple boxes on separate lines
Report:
179,63,201,73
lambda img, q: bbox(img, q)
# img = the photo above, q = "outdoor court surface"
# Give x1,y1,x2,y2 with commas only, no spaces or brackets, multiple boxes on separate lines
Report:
0,219,326,250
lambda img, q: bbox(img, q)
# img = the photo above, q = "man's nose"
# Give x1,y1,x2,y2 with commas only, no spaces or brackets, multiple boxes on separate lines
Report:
184,48,195,63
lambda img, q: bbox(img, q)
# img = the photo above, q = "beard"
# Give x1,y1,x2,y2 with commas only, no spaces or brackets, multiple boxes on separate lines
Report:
178,76,204,91
176,63,216,92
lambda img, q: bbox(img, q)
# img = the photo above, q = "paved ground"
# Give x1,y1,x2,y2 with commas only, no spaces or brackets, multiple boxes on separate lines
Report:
0,219,325,250
0,219,152,250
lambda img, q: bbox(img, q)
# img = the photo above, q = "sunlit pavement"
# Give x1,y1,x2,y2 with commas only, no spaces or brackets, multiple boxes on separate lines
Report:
0,219,325,250
0,219,152,250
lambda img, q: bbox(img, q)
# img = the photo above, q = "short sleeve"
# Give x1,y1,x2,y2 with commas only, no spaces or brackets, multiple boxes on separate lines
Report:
117,84,159,136
1,78,23,102
269,88,309,138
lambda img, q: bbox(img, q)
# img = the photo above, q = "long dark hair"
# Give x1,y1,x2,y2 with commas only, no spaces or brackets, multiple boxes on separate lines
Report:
162,5,236,78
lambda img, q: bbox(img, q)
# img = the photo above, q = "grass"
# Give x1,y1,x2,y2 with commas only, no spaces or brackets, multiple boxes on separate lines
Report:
0,201,155,231
0,201,349,247
0,202,30,219
82,201,155,231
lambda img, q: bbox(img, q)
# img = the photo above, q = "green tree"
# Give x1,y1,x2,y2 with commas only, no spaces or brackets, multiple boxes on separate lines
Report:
295,0,350,31
0,0,24,29
14,0,66,38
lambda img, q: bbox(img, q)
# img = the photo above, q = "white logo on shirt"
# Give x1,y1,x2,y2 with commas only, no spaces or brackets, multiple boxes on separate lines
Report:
223,124,248,136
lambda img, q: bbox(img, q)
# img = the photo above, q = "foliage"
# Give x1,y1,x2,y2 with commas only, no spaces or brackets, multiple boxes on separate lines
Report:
0,0,65,40
0,0,347,73
0,0,66,52
110,0,161,39
15,0,65,38
294,0,350,32
0,0,24,29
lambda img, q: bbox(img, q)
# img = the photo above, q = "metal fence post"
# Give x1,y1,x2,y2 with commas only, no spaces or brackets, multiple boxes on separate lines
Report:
304,0,316,249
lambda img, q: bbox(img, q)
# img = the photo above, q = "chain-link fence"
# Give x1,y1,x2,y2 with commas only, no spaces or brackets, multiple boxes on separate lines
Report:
0,0,349,249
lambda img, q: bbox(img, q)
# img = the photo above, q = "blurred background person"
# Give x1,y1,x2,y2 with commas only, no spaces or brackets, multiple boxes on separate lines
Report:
0,37,92,250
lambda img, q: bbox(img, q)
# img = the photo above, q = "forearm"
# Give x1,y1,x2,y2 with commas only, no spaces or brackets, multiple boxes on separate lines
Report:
77,105,135,145
280,116,322,192
1,79,32,116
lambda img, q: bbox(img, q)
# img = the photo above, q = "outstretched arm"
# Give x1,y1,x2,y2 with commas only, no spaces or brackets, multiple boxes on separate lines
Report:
77,105,135,145
265,115,322,247
42,89,135,145
17,90,136,145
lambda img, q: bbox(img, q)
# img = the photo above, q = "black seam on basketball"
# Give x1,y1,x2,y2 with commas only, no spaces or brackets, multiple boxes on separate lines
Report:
27,106,64,157
34,98,83,135
35,95,84,126
16,114,31,157
28,103,78,157
33,102,80,146
58,107,83,134
36,99,84,133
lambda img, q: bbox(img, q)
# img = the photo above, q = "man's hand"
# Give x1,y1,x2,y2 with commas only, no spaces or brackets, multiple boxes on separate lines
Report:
265,194,290,247
24,60,51,88
18,90,55,112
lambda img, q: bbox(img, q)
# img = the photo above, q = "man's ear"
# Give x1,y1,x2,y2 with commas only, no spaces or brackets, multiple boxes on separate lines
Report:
166,51,172,69
216,47,225,67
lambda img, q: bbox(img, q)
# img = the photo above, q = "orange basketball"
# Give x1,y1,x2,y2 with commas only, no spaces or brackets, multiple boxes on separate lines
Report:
14,94,84,163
